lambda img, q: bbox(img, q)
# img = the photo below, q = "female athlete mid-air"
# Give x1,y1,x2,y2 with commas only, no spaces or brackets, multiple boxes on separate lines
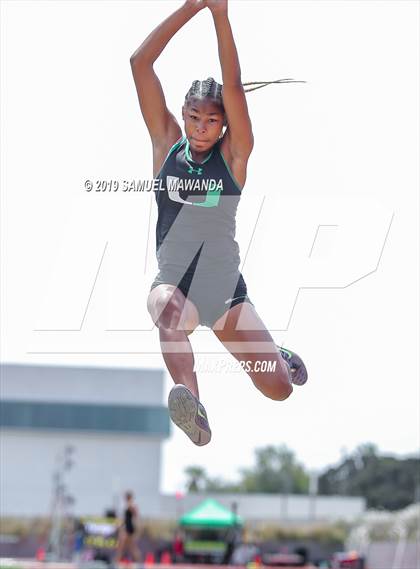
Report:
130,0,308,446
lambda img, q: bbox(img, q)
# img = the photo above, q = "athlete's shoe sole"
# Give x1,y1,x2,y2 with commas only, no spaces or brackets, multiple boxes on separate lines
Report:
168,384,212,446
277,345,308,386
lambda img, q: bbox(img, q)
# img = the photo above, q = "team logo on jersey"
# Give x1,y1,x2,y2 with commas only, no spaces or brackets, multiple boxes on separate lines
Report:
166,176,223,208
187,166,203,175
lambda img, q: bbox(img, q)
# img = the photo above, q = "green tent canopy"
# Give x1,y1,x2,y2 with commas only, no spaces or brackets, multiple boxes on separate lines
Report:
179,498,243,528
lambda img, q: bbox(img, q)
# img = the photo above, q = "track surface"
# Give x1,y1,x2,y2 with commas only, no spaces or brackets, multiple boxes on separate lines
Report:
0,560,317,569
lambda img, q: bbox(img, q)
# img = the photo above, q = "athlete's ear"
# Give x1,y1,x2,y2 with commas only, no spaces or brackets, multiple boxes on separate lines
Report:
181,105,186,121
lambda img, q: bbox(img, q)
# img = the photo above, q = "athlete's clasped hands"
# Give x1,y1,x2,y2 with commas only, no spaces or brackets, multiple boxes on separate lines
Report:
184,0,228,14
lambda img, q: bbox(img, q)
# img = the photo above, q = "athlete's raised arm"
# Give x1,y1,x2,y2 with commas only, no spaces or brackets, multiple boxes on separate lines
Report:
208,0,254,160
130,1,206,152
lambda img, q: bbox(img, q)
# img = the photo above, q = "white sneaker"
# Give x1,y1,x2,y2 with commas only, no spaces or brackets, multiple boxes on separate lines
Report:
168,384,212,446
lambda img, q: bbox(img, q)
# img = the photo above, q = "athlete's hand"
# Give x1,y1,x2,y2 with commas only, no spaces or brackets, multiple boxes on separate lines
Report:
183,0,207,12
206,0,228,15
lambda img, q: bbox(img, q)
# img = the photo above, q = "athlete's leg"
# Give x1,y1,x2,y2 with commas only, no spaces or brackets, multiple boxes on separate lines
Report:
148,284,212,446
212,302,293,401
127,535,141,562
147,284,201,397
114,529,128,563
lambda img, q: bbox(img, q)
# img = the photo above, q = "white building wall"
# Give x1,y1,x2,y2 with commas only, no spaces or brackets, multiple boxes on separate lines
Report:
0,364,167,517
0,429,162,517
1,363,164,405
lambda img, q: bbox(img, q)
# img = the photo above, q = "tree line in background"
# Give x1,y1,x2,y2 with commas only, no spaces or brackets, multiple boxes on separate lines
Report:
184,443,419,512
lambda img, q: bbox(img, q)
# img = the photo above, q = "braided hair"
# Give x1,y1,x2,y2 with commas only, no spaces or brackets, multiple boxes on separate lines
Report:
185,77,223,101
184,76,306,125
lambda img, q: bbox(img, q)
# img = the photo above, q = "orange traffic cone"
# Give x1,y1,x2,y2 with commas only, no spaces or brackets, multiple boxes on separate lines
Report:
145,551,155,566
160,551,172,565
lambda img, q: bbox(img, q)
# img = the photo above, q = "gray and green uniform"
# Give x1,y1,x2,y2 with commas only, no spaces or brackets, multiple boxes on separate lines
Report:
150,135,253,328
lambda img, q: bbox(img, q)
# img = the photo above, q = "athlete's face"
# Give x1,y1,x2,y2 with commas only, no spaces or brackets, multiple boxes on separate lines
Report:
182,97,225,152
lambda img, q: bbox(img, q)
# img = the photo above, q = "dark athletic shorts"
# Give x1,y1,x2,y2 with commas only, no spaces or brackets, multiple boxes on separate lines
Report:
150,267,254,329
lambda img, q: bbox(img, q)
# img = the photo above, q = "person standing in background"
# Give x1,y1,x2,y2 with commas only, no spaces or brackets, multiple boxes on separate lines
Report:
114,491,142,564
173,529,185,563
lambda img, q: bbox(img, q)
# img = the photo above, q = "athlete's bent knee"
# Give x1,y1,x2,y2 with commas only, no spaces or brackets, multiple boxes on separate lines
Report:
262,382,293,401
154,291,185,330
254,370,293,401
275,381,293,401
